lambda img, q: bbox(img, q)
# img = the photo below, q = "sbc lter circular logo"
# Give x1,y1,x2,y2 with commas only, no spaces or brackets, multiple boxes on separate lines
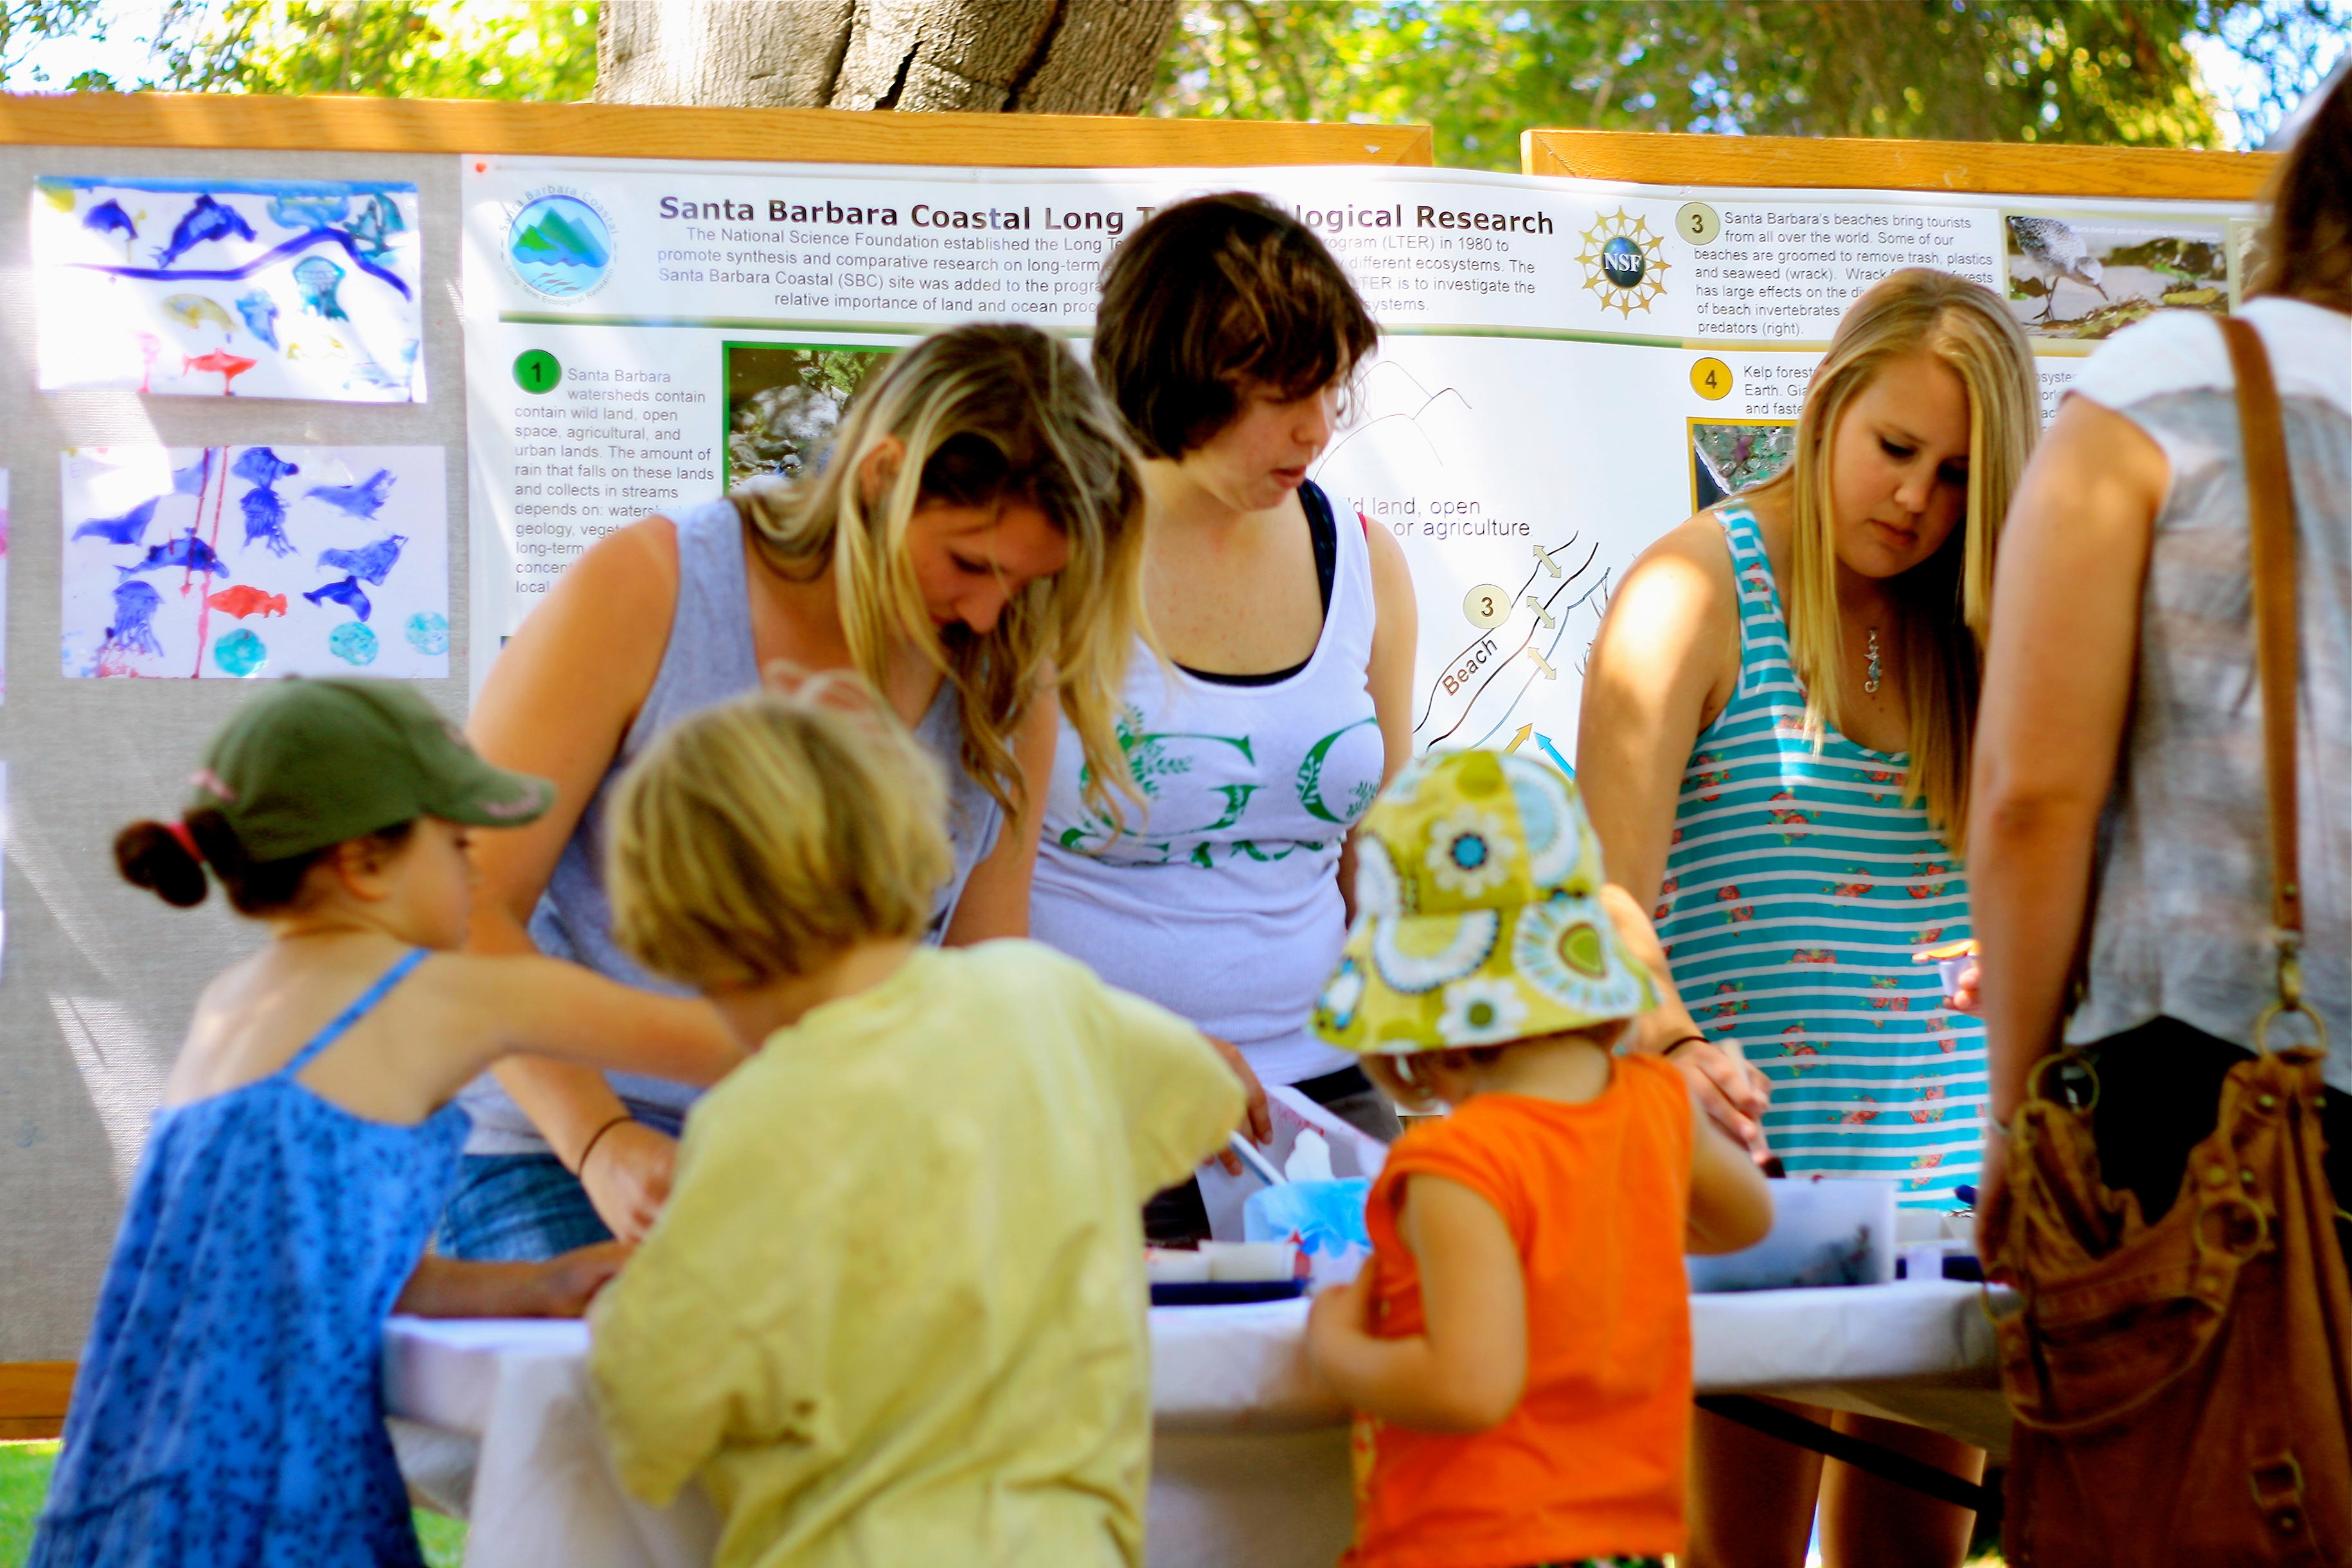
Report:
505,190,614,300
1578,208,1670,317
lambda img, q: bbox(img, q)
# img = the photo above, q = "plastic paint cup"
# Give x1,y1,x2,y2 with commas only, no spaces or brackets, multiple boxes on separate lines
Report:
1144,1248,1214,1285
1198,1241,1299,1283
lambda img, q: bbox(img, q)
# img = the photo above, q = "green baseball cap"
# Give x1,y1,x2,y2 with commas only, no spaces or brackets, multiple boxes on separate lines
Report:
185,678,554,861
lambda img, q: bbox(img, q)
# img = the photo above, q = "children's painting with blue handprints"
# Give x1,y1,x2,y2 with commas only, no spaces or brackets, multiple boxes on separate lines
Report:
33,177,424,403
62,446,447,679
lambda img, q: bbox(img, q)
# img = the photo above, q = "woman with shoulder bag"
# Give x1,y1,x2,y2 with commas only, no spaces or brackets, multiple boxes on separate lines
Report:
1968,64,2352,1565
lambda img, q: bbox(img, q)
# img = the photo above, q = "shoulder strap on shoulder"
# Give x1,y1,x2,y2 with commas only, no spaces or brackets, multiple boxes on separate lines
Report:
280,948,431,1078
2218,317,2306,993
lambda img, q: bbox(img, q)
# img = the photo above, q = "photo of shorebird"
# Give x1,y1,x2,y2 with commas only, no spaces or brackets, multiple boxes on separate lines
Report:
2003,211,2231,341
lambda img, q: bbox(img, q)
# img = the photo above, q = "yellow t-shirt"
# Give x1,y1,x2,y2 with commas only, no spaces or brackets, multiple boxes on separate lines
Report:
589,940,1245,1568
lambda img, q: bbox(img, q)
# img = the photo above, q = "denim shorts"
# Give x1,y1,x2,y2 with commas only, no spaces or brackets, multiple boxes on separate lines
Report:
433,1153,615,1262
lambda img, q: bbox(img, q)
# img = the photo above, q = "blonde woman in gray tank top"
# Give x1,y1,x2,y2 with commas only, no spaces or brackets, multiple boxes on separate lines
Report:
441,325,1159,1263
1971,74,2352,1258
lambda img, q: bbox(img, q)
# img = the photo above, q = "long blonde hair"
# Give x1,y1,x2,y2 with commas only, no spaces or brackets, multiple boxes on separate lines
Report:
731,323,1146,819
1748,268,2036,850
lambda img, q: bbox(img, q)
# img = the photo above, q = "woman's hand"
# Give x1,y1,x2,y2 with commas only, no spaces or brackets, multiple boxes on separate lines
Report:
1206,1036,1273,1173
526,1240,635,1317
581,1121,677,1243
1972,1127,2012,1274
1944,960,1982,1017
1668,1037,1773,1159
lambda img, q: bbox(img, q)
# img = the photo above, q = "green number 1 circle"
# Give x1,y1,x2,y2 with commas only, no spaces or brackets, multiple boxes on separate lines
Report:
513,349,561,395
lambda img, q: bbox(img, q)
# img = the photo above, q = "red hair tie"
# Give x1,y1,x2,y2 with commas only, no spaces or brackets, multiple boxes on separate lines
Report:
166,819,202,862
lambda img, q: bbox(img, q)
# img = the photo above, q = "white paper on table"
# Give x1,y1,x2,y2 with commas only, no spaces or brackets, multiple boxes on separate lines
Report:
60,446,448,679
32,177,424,403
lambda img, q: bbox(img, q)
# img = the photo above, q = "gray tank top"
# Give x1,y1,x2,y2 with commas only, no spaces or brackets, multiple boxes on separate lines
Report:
458,497,1004,1154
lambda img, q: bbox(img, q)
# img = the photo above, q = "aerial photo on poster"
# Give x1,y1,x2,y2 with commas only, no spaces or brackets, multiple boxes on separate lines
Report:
32,176,425,402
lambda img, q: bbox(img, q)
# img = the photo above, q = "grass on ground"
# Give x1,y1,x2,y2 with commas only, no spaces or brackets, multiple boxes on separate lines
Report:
1,1440,467,1567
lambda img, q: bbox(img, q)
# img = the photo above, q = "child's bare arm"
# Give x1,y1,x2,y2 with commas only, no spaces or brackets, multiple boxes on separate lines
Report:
394,1242,632,1318
441,954,744,1091
1684,1089,1774,1254
1306,1175,1527,1433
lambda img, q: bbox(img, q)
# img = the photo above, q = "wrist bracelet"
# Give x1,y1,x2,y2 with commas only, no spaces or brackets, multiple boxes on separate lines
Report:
1662,1033,1709,1058
1986,1109,2015,1139
571,1113,634,1177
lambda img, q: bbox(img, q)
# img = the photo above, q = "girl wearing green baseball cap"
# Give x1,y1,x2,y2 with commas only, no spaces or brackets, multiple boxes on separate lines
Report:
30,678,740,1568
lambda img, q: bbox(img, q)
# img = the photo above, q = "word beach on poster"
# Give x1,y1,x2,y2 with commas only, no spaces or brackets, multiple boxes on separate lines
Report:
32,177,425,403
60,446,449,680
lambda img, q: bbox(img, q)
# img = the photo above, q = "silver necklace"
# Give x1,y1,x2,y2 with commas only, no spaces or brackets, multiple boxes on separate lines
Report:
1864,627,1884,694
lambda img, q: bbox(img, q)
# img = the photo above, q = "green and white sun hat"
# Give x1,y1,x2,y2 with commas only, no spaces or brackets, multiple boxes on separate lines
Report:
1312,748,1658,1055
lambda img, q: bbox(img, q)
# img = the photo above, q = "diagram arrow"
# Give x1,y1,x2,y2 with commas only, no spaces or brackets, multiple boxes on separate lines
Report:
1528,649,1558,681
1526,596,1557,628
1505,723,1533,753
1533,540,1564,578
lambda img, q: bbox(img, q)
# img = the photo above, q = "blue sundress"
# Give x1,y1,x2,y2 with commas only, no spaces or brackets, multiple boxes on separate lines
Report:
32,949,465,1567
1655,502,1986,1207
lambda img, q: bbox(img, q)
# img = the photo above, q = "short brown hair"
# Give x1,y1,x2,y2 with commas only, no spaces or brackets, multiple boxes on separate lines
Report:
2250,64,2352,314
605,685,952,991
1092,192,1378,459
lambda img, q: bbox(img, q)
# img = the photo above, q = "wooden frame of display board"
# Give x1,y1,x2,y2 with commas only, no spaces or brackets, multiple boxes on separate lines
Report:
0,92,1435,165
0,92,1429,1441
1522,127,2274,198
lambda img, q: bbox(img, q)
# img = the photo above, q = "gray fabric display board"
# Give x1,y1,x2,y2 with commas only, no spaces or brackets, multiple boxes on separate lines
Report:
0,142,468,1359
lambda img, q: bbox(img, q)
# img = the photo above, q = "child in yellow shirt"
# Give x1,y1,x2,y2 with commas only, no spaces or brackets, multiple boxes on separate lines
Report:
587,686,1247,1568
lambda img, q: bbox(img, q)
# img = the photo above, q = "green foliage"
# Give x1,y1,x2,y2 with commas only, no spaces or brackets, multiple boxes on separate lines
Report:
0,0,111,87
0,1440,467,1568
0,1442,58,1567
1151,1,2338,170
154,0,596,99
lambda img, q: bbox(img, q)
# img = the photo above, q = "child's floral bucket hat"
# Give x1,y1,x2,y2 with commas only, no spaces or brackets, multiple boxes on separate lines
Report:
1312,749,1657,1055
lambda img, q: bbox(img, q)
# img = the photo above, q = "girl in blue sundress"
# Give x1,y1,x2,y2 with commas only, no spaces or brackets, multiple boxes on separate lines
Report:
31,679,738,1568
1577,270,2040,1567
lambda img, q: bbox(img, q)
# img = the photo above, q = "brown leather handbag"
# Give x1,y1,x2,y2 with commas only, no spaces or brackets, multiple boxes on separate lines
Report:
1983,317,2352,1567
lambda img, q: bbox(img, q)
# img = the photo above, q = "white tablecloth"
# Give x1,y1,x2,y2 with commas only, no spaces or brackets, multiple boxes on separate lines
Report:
386,1280,2006,1568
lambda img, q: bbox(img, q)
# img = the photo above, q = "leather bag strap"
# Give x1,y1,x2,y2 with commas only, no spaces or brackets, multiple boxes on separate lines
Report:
2218,317,2306,1011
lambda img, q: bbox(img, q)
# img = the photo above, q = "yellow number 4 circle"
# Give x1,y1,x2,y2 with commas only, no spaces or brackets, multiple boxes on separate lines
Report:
1691,357,1734,402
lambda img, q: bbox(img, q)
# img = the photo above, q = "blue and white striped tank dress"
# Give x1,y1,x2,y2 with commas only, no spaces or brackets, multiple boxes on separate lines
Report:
1654,501,1984,1208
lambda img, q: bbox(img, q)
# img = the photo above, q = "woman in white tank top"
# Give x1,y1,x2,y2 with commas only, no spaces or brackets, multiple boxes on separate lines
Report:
1029,195,1419,1238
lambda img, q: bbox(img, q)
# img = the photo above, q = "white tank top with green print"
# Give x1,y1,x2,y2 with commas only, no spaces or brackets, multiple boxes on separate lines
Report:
1030,485,1384,1086
1656,500,1985,1209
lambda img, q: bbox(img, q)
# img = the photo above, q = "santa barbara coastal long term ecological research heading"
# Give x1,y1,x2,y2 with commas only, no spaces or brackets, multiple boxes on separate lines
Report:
463,156,2252,760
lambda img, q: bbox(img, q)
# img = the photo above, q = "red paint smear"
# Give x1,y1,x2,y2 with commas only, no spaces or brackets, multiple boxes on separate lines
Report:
190,448,227,677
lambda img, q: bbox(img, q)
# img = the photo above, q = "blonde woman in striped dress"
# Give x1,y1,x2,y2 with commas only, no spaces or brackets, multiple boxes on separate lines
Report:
1576,269,2036,1568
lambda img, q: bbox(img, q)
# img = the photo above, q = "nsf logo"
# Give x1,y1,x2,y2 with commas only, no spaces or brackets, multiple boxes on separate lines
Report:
505,190,614,300
1578,209,1669,317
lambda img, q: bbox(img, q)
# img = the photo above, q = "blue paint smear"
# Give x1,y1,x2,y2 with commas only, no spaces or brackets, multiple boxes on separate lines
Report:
69,226,413,301
240,485,294,558
404,612,449,657
317,533,405,584
305,470,395,520
105,580,164,657
232,446,299,486
213,627,267,677
72,497,158,546
40,175,418,197
328,621,379,666
305,576,371,621
118,529,230,582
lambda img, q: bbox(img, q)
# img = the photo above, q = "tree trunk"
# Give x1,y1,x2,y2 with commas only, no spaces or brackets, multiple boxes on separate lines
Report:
596,0,1180,115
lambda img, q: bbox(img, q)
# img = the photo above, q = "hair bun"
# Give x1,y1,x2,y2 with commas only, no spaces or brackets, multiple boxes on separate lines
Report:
114,820,209,908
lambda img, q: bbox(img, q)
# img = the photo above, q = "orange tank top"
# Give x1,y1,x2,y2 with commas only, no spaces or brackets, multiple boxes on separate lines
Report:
1344,1053,1695,1568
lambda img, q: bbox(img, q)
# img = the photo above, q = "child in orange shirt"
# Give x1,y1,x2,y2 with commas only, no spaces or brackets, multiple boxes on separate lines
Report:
1305,749,1773,1568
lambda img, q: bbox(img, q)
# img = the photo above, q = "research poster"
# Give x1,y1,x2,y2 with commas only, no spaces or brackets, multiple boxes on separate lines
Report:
461,157,2253,753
